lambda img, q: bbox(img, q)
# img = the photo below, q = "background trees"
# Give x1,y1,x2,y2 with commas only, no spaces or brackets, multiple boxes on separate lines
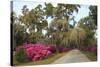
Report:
12,3,97,52
89,6,97,26
45,3,81,47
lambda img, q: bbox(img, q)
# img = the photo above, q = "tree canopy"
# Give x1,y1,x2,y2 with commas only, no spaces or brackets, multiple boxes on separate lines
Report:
11,3,97,51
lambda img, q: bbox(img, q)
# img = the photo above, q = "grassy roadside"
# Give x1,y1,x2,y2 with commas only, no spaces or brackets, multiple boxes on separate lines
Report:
13,52,67,66
81,51,97,61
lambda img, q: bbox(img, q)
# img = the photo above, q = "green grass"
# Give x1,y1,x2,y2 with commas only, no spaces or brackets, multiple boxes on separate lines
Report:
13,52,67,66
81,51,97,61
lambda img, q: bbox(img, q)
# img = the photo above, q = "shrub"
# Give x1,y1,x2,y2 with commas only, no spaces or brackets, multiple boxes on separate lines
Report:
15,43,54,62
15,43,74,62
57,46,71,52
46,45,56,53
79,45,97,55
16,48,28,62
90,45,97,54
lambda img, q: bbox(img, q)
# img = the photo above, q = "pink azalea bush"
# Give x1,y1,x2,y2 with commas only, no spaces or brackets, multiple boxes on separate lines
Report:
79,45,97,55
16,43,56,62
15,43,72,62
89,45,97,54
57,46,72,52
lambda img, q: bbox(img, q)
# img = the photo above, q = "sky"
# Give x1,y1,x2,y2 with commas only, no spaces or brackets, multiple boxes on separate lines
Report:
12,1,90,22
12,1,90,34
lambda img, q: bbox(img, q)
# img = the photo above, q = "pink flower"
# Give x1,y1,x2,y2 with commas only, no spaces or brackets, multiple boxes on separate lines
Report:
16,43,54,61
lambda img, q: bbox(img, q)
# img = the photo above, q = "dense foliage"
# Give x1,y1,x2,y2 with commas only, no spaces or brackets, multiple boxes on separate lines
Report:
15,43,71,62
16,48,28,62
